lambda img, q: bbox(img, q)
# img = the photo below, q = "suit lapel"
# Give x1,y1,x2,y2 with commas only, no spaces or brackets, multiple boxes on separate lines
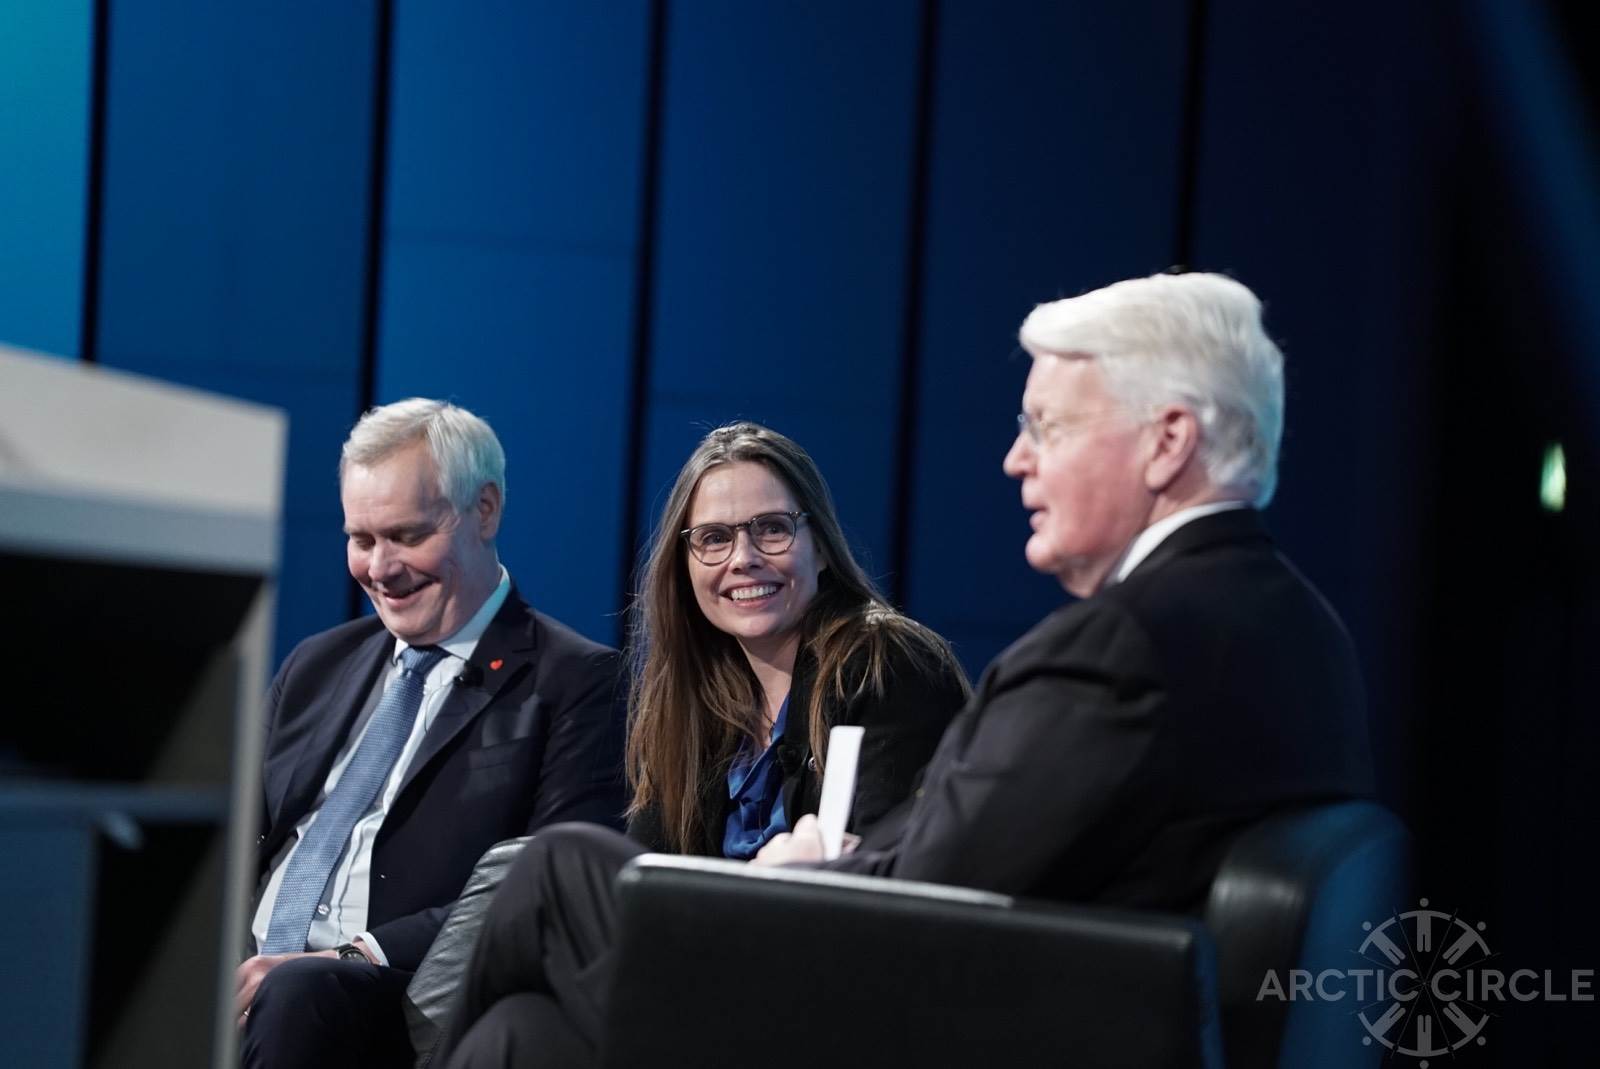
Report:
277,628,392,829
396,591,541,797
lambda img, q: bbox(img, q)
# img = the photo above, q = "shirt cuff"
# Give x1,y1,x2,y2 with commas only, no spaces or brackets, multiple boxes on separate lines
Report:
355,931,389,967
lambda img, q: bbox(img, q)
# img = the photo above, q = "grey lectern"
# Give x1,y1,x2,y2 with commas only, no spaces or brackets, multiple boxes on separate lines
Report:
0,343,285,1069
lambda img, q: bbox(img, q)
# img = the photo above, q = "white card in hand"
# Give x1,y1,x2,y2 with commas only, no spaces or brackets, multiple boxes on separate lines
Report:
815,725,864,860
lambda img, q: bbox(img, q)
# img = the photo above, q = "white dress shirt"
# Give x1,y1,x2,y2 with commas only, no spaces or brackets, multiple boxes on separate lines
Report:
1107,501,1249,587
251,567,511,963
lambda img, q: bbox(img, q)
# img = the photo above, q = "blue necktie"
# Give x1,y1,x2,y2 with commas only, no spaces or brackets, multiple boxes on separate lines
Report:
261,644,448,953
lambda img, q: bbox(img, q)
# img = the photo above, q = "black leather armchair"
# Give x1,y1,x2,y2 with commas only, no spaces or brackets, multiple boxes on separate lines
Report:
600,801,1409,1069
406,801,1408,1068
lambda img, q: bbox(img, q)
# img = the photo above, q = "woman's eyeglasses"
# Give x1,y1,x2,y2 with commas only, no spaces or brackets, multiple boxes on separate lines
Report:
681,511,808,564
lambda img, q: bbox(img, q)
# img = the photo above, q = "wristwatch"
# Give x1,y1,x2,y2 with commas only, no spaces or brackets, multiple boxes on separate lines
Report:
333,942,369,963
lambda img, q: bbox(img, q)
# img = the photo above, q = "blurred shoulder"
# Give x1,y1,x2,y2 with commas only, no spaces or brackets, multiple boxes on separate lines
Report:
990,594,1160,685
529,607,620,661
525,611,623,704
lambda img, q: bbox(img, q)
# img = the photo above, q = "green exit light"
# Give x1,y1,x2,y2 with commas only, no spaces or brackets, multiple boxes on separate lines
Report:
1540,443,1566,513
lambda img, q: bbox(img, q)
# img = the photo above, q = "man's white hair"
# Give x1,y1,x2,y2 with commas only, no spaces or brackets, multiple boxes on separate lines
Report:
1019,271,1285,507
340,398,506,513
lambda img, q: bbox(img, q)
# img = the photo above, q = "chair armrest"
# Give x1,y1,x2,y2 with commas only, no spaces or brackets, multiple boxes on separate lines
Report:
1204,801,1413,1069
601,857,1224,1069
405,836,532,1068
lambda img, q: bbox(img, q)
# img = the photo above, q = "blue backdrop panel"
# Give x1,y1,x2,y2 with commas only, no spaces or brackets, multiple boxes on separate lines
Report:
377,244,638,642
1465,0,1600,451
378,1,651,645
0,0,91,357
94,0,378,663
384,1,650,252
1190,0,1455,804
905,0,1190,675
640,0,923,581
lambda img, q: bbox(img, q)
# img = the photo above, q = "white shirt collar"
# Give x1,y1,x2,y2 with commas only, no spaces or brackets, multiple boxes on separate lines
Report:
392,564,511,664
1107,501,1249,587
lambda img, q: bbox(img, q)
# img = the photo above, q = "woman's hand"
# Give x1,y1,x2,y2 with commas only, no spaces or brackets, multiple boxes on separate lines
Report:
751,813,859,866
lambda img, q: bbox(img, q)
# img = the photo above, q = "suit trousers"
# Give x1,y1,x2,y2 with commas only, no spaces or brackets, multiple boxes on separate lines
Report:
241,957,414,1069
440,823,646,1069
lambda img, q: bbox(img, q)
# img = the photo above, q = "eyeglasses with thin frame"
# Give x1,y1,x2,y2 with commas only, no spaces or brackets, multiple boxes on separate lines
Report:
1015,410,1139,447
681,511,809,565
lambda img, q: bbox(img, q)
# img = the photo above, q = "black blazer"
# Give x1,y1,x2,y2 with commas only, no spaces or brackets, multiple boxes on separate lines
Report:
627,640,968,856
255,588,628,969
829,509,1376,912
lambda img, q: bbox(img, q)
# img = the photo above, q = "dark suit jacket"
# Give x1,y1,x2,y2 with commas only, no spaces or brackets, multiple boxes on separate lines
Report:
829,509,1375,912
627,641,968,856
255,588,627,970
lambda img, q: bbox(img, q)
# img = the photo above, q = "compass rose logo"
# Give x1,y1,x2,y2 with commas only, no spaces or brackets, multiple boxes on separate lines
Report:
1356,898,1493,1064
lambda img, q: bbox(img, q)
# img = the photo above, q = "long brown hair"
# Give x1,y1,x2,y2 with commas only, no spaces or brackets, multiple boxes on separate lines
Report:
625,422,968,851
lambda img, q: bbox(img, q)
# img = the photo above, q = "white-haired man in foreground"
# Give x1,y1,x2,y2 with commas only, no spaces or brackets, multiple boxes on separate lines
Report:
762,270,1377,907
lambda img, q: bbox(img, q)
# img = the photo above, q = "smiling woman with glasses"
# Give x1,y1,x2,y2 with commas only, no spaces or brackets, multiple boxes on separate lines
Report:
630,421,968,857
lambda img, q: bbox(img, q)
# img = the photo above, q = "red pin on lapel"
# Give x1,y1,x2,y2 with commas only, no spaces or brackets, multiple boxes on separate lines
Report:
489,659,504,671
